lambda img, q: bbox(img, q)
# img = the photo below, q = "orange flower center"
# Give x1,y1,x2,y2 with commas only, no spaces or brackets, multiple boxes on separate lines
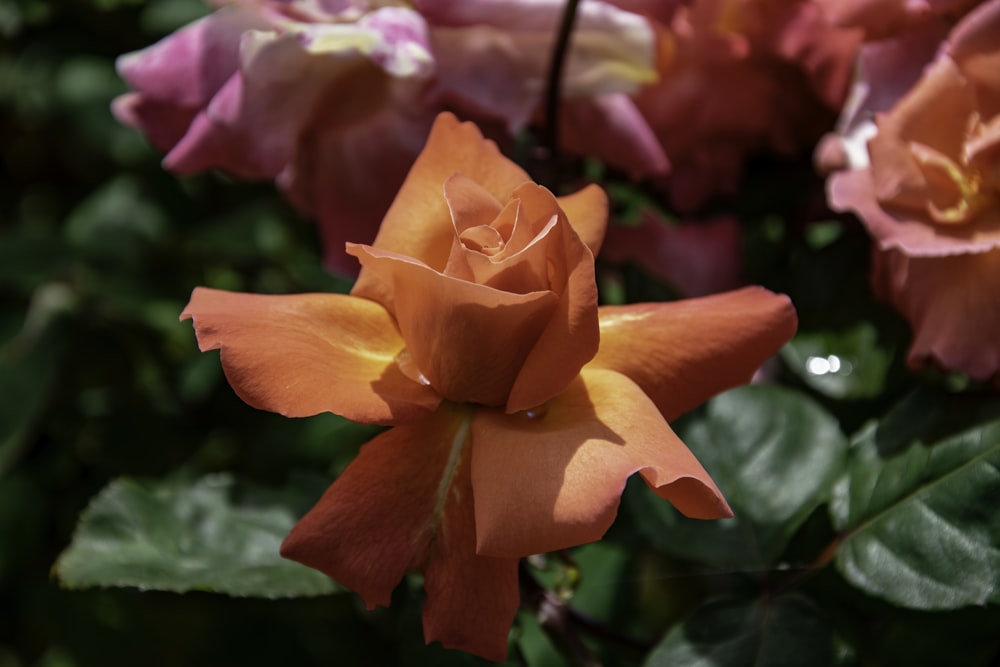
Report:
908,114,999,225
459,225,507,256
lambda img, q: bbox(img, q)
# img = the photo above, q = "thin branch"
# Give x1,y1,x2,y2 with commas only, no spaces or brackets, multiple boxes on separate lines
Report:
538,0,582,190
519,560,653,665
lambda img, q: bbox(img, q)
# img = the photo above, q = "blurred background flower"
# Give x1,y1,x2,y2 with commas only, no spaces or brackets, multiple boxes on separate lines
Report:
824,0,1000,380
114,0,666,273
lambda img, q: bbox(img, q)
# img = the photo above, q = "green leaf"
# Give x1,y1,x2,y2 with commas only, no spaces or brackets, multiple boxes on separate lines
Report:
63,175,169,261
831,398,1000,610
644,594,843,667
55,473,339,598
629,385,847,567
781,323,892,400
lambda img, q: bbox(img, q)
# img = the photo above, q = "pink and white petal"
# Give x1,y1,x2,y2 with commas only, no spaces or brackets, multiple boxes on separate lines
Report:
426,24,547,133
418,0,655,93
166,31,388,178
163,73,276,179
116,4,267,108
874,247,1000,382
355,6,435,78
348,243,561,407
281,406,519,661
415,0,570,28
587,287,798,423
180,287,441,424
352,112,532,291
472,368,730,558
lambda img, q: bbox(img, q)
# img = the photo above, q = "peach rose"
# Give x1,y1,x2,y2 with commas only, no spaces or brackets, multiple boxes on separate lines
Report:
829,0,1000,380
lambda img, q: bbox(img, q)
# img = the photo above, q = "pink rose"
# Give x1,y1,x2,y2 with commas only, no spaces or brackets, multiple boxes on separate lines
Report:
828,0,1000,381
628,0,861,211
114,0,666,272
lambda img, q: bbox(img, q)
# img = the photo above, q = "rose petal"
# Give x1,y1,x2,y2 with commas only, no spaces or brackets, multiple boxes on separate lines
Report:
180,287,441,424
443,172,505,234
587,287,798,422
419,0,656,131
562,94,670,181
948,0,1000,96
278,84,436,275
111,92,200,154
600,212,742,297
472,368,730,558
555,182,609,257
505,199,600,412
447,183,565,294
873,246,1000,381
443,199,521,283
868,56,974,212
116,5,265,109
829,167,1000,254
166,31,389,178
352,112,532,297
348,243,560,406
281,406,518,661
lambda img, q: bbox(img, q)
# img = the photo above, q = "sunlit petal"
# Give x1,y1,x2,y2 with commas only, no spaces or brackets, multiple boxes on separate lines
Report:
181,287,440,424
588,287,797,422
472,368,729,558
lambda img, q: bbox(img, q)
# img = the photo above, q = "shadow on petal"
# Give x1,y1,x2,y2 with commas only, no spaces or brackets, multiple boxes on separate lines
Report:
472,369,729,559
281,405,519,661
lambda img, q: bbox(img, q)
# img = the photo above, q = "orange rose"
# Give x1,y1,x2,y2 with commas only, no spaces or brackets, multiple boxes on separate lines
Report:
345,117,607,412
181,113,797,659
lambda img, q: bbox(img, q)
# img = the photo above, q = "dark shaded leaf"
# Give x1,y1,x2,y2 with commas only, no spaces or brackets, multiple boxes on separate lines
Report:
644,594,842,667
832,403,1000,610
630,385,847,567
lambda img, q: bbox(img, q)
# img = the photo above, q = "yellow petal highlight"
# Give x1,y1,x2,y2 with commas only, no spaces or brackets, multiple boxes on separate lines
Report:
180,287,441,424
